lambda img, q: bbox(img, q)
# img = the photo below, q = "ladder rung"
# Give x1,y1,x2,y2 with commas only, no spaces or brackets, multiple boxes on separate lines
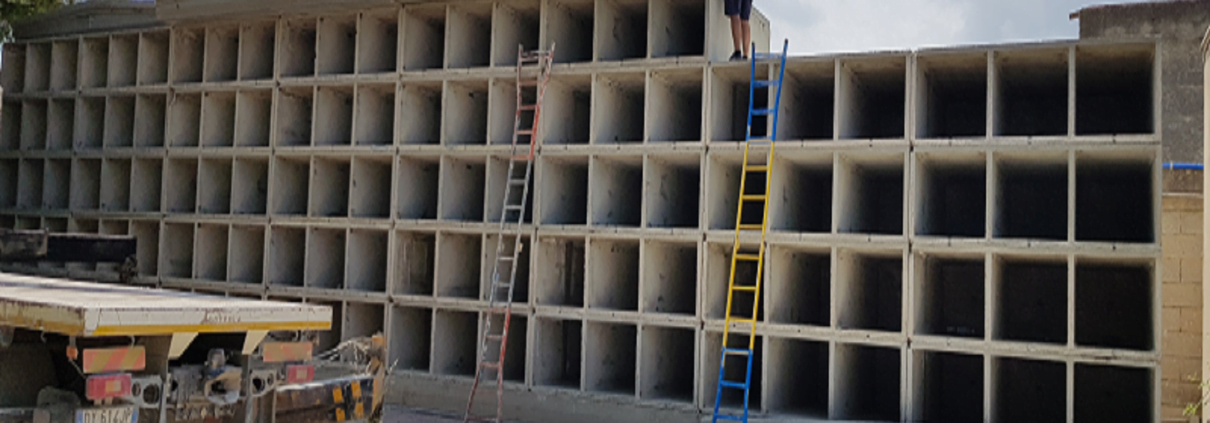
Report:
492,282,513,288
487,307,511,315
734,253,761,261
740,195,765,202
505,204,525,211
722,348,751,356
747,134,769,140
518,80,539,86
737,224,764,231
752,80,778,89
745,165,769,172
486,334,504,342
497,255,515,262
508,179,527,185
516,129,534,135
480,361,501,370
718,381,748,390
727,317,758,324
519,104,537,111
750,108,773,116
730,285,758,293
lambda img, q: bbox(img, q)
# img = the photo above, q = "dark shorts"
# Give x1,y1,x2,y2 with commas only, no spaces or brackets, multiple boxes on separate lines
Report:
724,0,752,20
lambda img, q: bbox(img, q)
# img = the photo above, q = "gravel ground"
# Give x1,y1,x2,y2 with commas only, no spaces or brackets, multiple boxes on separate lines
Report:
380,406,469,423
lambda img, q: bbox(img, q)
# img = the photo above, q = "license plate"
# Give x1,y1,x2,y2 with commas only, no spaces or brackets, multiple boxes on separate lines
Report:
75,406,138,423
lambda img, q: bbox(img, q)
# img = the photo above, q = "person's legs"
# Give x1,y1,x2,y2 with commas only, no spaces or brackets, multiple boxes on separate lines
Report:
741,20,750,57
724,0,743,60
740,0,752,58
730,16,743,56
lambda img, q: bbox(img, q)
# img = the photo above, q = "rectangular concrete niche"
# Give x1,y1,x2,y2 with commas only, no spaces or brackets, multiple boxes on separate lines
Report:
234,90,271,147
915,52,989,139
200,92,235,148
446,4,491,69
396,156,440,220
132,221,159,276
768,247,829,326
276,88,313,147
159,223,194,278
596,0,647,61
269,226,306,286
310,157,350,217
24,43,49,92
1074,364,1151,422
438,156,485,221
354,84,396,145
15,160,41,209
993,152,1068,240
315,86,354,146
838,57,907,139
702,241,762,321
47,99,74,150
780,60,835,141
585,322,637,395
3,44,25,93
916,255,984,338
648,0,705,58
647,69,703,142
837,153,904,235
766,338,828,417
317,15,357,76
394,231,436,296
645,155,701,229
837,250,902,332
344,303,385,342
593,72,645,144
108,34,138,87
0,160,15,208
100,158,131,212
311,301,344,351
915,152,987,238
992,357,1065,423
305,227,346,290
280,18,317,78
134,94,167,147
993,257,1067,344
131,158,162,212
535,157,587,225
587,238,639,311
0,101,18,151
545,0,594,63
769,152,832,233
356,11,398,74
170,27,204,84
480,233,532,303
486,78,528,145
640,240,697,315
478,313,528,384
708,66,760,142
590,155,643,227
535,318,583,389
443,81,489,145
534,236,586,307
639,326,694,402
350,157,392,218
910,351,983,422
402,5,446,71
537,75,592,145
1075,153,1154,243
102,96,136,148
168,93,201,147
436,232,483,299
346,229,389,292
97,220,129,272
138,31,169,85
271,156,309,215
164,158,198,213
1075,260,1153,351
194,224,228,281
20,100,46,150
833,343,899,421
69,159,100,210
74,97,105,149
993,48,1068,137
204,26,239,82
433,309,478,377
491,1,540,66
1075,44,1154,136
80,37,108,89
50,40,78,91
485,157,535,224
399,83,442,145
228,225,265,283
701,331,763,409
389,306,433,372
198,158,232,214
42,159,69,210
238,21,276,80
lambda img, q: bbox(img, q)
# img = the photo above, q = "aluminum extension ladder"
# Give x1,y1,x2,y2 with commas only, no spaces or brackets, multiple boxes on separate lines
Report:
463,43,554,423
711,39,788,423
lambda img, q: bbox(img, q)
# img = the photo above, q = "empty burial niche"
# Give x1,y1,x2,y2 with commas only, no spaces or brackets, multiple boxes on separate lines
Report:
108,34,137,87
165,158,198,213
204,26,239,82
433,310,478,376
47,99,75,150
0,160,17,208
915,53,988,139
280,18,317,78
1076,45,1154,135
272,157,309,215
390,307,433,372
485,156,534,223
645,155,701,228
0,101,18,150
916,153,987,238
238,21,276,80
838,57,907,139
837,153,905,235
134,94,166,147
138,31,169,85
234,90,271,147
485,233,532,304
350,157,392,218
443,81,489,145
768,247,830,326
42,159,70,210
131,158,162,212
103,96,136,148
538,157,588,225
438,157,485,221
536,75,592,145
834,344,900,421
19,100,46,150
994,48,1068,137
585,322,637,394
70,159,100,210
394,231,436,295
992,357,1065,423
170,27,204,84
396,157,439,220
477,314,528,384
311,301,344,351
344,303,385,342
198,158,232,214
228,225,265,283
436,233,483,298
911,351,983,422
770,153,832,233
648,70,703,142
709,66,767,142
1076,154,1153,243
588,239,640,311
916,255,984,338
194,224,229,281
50,40,78,91
99,159,131,212
994,257,1067,344
269,226,306,286
703,331,763,409
534,236,586,307
597,0,647,61
315,86,354,146
399,83,442,145
1074,364,1152,422
704,241,762,319
353,84,395,146
74,97,104,149
201,92,236,148
640,241,697,315
837,250,903,332
545,0,594,63
347,230,388,292
160,223,194,278
276,88,314,147
132,221,159,276
356,11,398,74
639,326,694,402
310,157,350,217
649,0,705,58
3,44,25,93
305,227,346,290
80,37,108,89
535,318,583,388
447,4,491,69
591,156,643,227
766,338,828,417
994,153,1068,240
317,15,356,75
24,43,49,92
1075,260,1153,350
402,5,445,71
168,93,201,147
780,61,835,141
491,1,540,66
593,73,645,144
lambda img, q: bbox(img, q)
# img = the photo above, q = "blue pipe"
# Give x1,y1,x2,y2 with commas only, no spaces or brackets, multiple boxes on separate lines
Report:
1163,162,1204,171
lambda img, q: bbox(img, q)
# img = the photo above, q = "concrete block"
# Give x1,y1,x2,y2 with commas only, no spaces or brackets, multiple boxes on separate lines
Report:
767,246,829,326
533,235,586,307
100,158,130,212
837,152,906,235
198,158,232,214
50,39,77,91
539,74,592,145
1179,211,1203,235
357,10,399,74
1074,364,1153,422
2,43,25,93
238,21,276,80
480,232,531,303
233,90,271,147
23,42,49,92
764,337,826,416
1180,257,1201,282
447,4,492,69
1075,44,1155,136
317,15,357,76
69,158,100,210
767,151,831,233
700,331,762,410
915,52,988,139
393,231,435,295
443,80,489,145
399,82,442,145
138,30,169,85
228,224,265,283
647,69,703,142
1075,260,1154,351
544,0,594,64
1160,355,1200,381
438,156,485,221
204,25,239,82
194,223,229,281
160,222,194,278
1167,234,1202,258
433,309,478,376
1162,211,1181,234
436,232,482,298
909,351,982,422
534,317,582,389
640,240,696,315
305,227,346,289
271,156,309,215
280,17,317,78
593,72,645,144
353,84,396,145
389,306,433,371
1164,283,1201,308
200,92,235,147
837,56,907,140
42,159,69,210
779,60,835,141
19,100,46,151
837,249,903,332
396,156,440,220
595,0,646,62
993,256,1067,344
492,1,540,66
80,36,109,89
991,357,1065,422
639,325,694,402
648,0,704,59
170,27,204,84
992,48,1068,137
164,158,198,213
103,96,136,148
402,4,445,71
992,151,1068,241
108,34,137,87
914,151,986,238
590,155,643,227
644,153,701,229
915,254,984,338
587,238,639,311
585,321,637,394
168,92,201,147
134,94,167,147
315,86,354,146
310,157,350,217
1179,307,1202,334
350,156,392,218
1075,152,1155,242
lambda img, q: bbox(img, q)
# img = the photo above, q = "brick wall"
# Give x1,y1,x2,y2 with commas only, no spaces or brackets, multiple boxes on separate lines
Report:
1162,193,1204,421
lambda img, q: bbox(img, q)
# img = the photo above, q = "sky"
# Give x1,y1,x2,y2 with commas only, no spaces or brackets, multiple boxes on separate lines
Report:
759,0,1154,55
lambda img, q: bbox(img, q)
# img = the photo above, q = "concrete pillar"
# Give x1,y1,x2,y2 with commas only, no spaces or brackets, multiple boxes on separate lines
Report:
1202,24,1210,423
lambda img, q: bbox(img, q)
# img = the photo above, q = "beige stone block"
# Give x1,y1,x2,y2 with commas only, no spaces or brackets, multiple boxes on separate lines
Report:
1166,283,1203,308
1165,257,1183,283
1165,333,1204,360
1181,307,1204,334
1167,307,1184,331
1168,234,1203,258
1166,212,1183,234
1183,257,1203,283
1160,404,1187,421
1182,211,1204,235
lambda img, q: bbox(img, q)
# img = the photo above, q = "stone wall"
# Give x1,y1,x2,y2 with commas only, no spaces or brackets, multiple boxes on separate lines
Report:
1163,193,1204,421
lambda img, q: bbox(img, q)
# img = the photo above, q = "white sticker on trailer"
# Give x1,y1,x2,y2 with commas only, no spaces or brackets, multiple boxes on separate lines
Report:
75,406,138,423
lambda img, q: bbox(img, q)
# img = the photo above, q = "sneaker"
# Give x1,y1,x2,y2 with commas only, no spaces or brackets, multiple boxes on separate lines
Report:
729,50,743,61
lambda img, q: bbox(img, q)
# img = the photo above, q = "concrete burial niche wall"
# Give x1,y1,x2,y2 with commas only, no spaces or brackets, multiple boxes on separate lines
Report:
0,1,1162,422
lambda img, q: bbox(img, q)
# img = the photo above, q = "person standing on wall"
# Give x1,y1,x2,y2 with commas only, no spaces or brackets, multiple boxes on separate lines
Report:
725,0,752,60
